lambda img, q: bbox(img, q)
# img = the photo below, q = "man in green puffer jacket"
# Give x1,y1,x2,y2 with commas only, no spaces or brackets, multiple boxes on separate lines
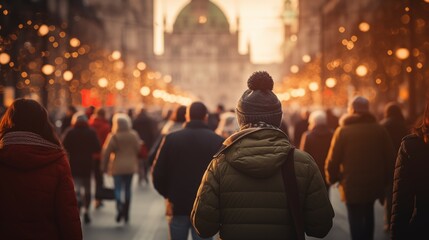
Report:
191,71,334,240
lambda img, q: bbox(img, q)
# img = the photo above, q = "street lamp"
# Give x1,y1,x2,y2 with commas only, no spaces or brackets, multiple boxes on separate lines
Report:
0,53,10,64
395,48,410,60
98,77,108,88
63,70,73,81
41,64,55,75
115,80,125,90
325,77,337,88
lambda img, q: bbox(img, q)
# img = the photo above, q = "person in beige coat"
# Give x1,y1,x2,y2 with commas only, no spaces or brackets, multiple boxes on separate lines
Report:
102,113,142,223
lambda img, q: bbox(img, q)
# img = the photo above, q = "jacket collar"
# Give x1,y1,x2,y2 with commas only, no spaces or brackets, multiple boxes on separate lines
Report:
184,120,210,129
213,123,287,158
340,112,377,126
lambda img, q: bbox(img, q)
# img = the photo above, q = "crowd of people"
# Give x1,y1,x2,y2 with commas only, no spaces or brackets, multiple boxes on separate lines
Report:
0,71,427,240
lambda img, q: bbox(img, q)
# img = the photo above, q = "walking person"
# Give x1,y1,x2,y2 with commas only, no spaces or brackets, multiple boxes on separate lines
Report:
88,107,111,209
299,110,333,191
191,71,334,239
390,103,429,240
102,113,142,223
132,107,158,184
0,99,82,239
152,102,224,240
147,105,187,166
325,96,395,240
63,112,101,224
380,102,408,232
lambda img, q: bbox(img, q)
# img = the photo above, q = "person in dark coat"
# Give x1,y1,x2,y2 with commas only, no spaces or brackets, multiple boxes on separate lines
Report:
61,105,77,134
325,96,395,240
147,105,187,166
152,101,224,240
0,99,82,239
326,108,339,131
390,103,429,240
300,110,333,190
63,112,101,224
191,71,334,239
132,108,158,184
380,102,408,232
293,109,309,146
89,108,111,208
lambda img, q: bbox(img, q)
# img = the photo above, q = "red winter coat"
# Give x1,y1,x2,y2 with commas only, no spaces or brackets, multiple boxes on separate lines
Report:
0,144,82,240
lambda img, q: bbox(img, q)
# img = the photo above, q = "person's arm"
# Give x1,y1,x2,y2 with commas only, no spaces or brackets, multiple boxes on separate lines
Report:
191,157,221,238
151,136,170,198
299,132,308,151
302,153,335,238
325,128,344,184
101,133,114,172
55,155,83,240
390,142,414,240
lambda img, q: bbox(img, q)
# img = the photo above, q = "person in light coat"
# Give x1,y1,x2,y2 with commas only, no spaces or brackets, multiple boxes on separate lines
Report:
102,113,142,223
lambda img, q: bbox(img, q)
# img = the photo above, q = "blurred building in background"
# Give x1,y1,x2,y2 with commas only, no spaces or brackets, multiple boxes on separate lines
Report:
278,0,429,121
154,0,252,109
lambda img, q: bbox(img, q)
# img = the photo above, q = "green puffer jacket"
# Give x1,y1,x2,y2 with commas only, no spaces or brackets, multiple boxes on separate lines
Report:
191,127,334,240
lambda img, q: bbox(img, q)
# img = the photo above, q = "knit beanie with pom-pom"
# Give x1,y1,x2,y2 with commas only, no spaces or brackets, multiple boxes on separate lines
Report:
236,71,282,127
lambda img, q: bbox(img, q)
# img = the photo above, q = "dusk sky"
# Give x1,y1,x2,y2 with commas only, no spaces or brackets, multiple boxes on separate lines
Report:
154,0,291,64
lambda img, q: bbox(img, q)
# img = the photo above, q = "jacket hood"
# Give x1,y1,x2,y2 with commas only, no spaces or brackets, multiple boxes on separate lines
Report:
218,128,292,178
339,112,376,126
310,125,333,136
0,144,66,170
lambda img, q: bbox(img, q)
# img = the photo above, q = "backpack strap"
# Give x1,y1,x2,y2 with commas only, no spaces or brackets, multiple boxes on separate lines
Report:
281,147,305,240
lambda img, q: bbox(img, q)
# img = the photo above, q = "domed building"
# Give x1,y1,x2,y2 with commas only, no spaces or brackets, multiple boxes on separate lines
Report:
155,0,252,110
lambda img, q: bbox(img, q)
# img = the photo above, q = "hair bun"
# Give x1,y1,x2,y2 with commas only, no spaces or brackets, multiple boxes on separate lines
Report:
247,71,274,91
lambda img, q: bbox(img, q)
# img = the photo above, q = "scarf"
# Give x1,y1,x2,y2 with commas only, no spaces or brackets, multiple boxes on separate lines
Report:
0,131,61,150
239,121,280,131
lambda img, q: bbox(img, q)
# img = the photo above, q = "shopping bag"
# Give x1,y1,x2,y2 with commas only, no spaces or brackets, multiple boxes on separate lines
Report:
95,187,115,200
95,174,115,200
139,143,149,158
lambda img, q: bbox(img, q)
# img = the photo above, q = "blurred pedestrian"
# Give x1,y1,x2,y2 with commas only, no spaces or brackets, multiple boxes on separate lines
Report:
300,110,333,191
293,109,309,146
89,107,111,209
191,71,334,239
61,105,77,133
102,113,142,223
380,102,408,232
215,111,239,138
63,112,101,224
326,108,339,131
207,104,224,131
152,102,224,240
132,107,158,184
147,105,187,166
0,99,82,239
325,96,395,240
85,105,95,120
390,103,429,240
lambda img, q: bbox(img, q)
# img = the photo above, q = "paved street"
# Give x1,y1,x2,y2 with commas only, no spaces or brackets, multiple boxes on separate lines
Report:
83,178,390,240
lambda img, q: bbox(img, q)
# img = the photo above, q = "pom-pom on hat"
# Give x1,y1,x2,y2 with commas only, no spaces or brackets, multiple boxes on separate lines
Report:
236,71,282,127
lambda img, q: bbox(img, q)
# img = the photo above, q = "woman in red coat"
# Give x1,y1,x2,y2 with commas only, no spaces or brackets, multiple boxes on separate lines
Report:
0,99,82,240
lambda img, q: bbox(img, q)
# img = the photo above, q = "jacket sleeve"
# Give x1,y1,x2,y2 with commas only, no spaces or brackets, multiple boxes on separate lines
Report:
325,128,344,184
191,157,221,238
91,130,101,154
152,136,170,198
390,142,414,240
302,154,335,238
101,133,114,172
55,155,83,240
